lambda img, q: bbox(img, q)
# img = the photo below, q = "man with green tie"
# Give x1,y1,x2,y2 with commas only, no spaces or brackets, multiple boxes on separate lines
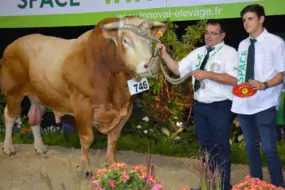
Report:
156,20,238,190
231,4,285,188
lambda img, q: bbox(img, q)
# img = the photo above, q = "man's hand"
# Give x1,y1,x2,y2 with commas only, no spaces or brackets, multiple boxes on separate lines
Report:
192,70,209,81
155,43,167,58
249,80,265,90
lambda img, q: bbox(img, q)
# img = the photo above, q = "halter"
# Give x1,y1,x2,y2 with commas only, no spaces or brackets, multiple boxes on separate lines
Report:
117,19,192,84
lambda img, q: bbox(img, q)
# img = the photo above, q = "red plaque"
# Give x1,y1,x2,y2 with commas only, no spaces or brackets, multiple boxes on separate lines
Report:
233,82,257,98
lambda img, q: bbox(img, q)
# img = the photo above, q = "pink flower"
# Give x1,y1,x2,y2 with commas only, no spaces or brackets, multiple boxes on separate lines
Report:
90,176,96,187
108,180,116,188
152,183,163,190
121,172,130,183
146,175,156,184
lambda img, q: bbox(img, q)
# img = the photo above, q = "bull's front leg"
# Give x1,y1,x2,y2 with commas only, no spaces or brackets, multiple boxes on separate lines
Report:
77,125,94,178
72,96,94,178
106,104,133,165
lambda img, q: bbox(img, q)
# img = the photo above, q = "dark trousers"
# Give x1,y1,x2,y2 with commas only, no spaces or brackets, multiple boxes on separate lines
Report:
194,100,233,190
237,106,285,187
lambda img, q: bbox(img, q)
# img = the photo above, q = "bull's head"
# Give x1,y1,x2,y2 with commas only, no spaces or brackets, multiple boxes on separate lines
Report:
100,16,166,81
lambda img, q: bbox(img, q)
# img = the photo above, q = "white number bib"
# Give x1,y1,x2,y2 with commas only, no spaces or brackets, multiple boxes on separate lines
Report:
127,77,149,95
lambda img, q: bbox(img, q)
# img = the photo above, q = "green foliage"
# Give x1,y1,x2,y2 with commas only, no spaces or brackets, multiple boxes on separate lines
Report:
138,19,206,130
160,127,184,144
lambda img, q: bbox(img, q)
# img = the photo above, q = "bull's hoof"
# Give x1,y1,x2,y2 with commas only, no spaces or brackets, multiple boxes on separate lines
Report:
34,142,48,155
34,148,48,155
76,159,92,179
2,143,16,156
75,165,93,180
85,171,93,179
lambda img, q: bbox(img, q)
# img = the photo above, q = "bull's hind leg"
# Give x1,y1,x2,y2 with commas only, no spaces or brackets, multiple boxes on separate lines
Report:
28,98,47,154
3,94,23,156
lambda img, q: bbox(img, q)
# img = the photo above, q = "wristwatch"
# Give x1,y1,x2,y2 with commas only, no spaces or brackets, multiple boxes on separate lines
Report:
263,82,268,90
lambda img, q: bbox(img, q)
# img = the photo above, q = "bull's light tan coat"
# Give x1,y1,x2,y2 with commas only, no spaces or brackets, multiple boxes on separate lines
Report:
0,16,166,172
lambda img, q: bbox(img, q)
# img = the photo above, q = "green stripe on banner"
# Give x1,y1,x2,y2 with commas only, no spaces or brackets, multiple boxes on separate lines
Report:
0,0,285,28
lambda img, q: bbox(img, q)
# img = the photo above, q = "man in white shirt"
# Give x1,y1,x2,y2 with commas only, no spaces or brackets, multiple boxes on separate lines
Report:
231,4,285,188
156,20,238,190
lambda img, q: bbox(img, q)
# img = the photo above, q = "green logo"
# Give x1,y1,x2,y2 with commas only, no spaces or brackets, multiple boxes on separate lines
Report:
105,0,152,4
18,0,80,9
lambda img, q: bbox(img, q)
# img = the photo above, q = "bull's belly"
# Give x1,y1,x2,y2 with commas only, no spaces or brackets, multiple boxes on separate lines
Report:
28,86,72,114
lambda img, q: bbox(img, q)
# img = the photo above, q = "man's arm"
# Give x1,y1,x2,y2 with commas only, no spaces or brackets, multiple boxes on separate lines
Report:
249,72,284,90
156,44,180,76
192,71,237,86
205,72,237,86
161,51,180,76
192,48,238,86
250,41,285,90
267,72,284,87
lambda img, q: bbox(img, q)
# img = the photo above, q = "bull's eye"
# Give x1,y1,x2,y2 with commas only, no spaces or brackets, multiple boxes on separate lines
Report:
122,38,130,47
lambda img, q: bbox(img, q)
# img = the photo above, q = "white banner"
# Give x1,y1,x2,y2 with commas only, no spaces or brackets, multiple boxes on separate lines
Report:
0,0,261,16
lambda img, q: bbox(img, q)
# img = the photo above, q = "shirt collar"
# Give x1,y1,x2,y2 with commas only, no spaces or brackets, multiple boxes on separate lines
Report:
248,28,268,43
205,41,224,51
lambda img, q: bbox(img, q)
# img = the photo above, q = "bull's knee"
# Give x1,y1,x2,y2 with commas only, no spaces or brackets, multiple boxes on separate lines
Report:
4,107,17,124
80,133,94,149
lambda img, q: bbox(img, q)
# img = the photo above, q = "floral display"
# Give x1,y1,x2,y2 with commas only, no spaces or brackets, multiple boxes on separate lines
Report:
232,175,285,190
90,162,163,190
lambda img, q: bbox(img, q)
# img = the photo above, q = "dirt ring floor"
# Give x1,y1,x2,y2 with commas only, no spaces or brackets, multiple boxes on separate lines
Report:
0,143,283,190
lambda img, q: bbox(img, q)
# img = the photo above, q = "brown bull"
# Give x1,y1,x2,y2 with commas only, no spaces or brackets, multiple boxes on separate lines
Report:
0,16,166,172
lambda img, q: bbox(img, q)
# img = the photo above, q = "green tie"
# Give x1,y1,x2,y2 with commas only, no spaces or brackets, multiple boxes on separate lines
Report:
194,47,215,92
245,39,257,82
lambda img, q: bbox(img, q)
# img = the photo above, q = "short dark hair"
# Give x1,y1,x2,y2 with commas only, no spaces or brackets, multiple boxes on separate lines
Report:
240,4,265,18
206,19,226,34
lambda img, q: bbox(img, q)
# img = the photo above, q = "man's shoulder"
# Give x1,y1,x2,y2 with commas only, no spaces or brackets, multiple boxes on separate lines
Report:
266,32,284,46
222,44,238,56
189,46,205,55
223,44,237,52
194,46,205,52
238,38,249,47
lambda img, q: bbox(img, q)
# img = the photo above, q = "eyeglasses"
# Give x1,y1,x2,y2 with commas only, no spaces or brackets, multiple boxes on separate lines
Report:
204,31,221,37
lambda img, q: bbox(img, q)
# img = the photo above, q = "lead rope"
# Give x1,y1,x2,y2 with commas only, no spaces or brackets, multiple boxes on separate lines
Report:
120,22,192,84
143,45,193,85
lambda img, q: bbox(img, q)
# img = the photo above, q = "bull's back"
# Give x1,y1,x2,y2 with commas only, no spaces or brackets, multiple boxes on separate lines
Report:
2,34,76,111
3,34,73,91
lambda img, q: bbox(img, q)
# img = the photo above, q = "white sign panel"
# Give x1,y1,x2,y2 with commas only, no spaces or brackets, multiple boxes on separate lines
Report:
0,0,261,16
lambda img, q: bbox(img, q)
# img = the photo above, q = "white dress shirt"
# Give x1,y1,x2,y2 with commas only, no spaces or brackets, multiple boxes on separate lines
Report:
231,29,285,115
178,41,238,103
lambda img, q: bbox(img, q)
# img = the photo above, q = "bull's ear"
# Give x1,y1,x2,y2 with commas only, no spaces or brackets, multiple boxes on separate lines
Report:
100,23,119,45
150,23,167,40
102,29,118,45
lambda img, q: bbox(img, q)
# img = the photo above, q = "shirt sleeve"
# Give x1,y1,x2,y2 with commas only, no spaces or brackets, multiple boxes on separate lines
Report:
178,51,195,78
273,40,285,73
225,48,239,78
